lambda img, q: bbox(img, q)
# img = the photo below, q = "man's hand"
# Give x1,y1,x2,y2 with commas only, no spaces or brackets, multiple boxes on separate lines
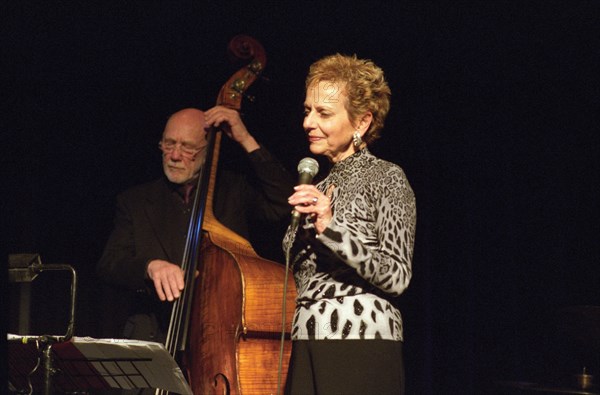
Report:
147,259,185,302
204,105,260,153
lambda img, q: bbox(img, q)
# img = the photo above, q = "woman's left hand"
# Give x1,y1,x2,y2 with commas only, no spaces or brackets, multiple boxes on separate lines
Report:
288,184,333,234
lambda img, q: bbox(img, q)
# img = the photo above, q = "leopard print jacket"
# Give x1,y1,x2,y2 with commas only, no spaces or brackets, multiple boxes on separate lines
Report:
283,148,416,341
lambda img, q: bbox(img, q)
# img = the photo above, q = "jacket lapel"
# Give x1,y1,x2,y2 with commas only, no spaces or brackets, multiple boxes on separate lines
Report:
143,179,182,263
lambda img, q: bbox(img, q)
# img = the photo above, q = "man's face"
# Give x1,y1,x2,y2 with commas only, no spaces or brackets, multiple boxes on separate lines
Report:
160,110,208,184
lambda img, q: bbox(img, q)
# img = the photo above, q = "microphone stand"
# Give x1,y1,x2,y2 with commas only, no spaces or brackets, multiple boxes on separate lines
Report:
8,254,77,395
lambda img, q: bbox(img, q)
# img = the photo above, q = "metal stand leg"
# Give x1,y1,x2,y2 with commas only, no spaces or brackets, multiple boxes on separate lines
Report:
42,343,54,395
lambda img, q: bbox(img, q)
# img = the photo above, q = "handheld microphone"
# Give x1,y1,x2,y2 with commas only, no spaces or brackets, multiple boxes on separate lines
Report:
290,157,319,229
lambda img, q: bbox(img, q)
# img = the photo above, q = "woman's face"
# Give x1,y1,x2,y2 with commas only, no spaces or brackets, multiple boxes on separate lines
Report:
303,80,358,163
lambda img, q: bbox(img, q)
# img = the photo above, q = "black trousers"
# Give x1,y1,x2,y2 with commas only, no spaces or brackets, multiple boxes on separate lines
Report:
284,339,405,395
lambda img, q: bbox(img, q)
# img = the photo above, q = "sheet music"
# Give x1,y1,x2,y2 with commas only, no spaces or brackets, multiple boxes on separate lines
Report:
7,334,192,395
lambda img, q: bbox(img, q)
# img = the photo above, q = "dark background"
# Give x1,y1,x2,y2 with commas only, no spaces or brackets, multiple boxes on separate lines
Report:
3,1,599,394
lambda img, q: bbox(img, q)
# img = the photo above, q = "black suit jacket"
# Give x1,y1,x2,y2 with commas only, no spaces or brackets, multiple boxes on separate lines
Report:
96,146,294,340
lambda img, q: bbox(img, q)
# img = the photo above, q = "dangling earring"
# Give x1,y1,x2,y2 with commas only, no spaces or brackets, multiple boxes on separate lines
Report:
352,131,363,148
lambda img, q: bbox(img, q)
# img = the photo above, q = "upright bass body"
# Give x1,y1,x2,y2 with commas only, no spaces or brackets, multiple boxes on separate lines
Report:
178,36,296,394
187,230,296,394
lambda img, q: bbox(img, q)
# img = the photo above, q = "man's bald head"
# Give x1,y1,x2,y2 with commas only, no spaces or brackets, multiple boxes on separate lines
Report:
160,108,209,184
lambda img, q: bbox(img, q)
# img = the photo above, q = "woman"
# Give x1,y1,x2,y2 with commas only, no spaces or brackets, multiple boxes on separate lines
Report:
283,54,416,394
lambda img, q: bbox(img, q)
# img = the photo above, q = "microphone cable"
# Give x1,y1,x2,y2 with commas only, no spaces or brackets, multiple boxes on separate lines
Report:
276,226,297,395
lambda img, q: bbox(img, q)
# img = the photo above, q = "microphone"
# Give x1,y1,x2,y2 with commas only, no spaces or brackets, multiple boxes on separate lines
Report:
290,157,319,229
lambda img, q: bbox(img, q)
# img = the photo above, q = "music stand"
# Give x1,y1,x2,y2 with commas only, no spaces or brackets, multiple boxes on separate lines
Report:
8,253,77,394
7,254,191,394
8,335,192,394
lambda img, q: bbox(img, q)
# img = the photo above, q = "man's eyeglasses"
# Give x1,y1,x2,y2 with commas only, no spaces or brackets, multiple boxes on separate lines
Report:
159,140,206,159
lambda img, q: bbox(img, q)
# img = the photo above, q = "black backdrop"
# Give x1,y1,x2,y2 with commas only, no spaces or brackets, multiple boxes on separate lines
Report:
4,2,599,394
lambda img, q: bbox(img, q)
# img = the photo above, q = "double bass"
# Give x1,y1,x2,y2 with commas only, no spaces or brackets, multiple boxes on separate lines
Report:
162,35,296,395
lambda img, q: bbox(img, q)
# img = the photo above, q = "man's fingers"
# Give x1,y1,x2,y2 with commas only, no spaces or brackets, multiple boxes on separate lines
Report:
168,274,182,300
154,278,167,301
153,271,184,302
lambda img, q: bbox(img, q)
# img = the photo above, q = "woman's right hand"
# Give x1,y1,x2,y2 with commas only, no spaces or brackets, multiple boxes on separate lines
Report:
288,184,334,234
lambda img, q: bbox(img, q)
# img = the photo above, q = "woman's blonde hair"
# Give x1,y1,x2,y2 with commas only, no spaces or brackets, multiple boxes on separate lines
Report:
306,53,391,144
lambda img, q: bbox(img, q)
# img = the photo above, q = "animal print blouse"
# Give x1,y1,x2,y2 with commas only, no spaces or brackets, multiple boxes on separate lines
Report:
283,148,416,341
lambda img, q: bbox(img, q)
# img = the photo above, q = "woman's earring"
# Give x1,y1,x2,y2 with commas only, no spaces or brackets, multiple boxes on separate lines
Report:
353,131,363,148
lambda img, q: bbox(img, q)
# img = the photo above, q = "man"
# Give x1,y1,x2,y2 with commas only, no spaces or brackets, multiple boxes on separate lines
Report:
96,106,294,342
